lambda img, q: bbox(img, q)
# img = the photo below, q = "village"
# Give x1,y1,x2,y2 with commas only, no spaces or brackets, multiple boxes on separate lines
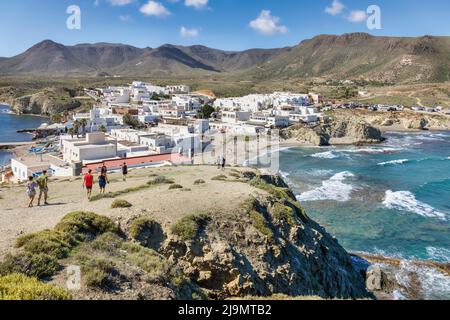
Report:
2,80,449,183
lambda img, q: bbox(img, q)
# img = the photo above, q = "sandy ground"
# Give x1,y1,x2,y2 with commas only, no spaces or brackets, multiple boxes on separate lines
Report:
0,165,260,259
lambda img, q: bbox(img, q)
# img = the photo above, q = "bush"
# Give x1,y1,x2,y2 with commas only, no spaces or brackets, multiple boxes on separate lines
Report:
0,274,71,300
250,177,294,200
0,253,59,279
90,232,124,254
249,211,273,239
129,218,164,249
171,214,211,241
211,175,227,181
16,212,119,259
193,179,206,185
147,176,174,186
169,184,183,190
75,255,116,289
121,243,169,281
271,203,298,226
111,199,132,209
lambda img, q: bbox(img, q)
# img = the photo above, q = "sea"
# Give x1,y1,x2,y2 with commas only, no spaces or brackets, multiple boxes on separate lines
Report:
0,104,49,166
276,131,450,299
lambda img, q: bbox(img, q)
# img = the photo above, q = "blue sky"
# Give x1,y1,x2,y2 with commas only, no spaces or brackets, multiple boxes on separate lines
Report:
0,0,450,57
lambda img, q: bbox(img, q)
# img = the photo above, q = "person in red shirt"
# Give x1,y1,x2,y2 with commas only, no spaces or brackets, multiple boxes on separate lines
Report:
83,169,95,200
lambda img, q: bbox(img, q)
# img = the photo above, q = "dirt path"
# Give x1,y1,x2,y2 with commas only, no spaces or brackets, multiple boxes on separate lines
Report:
0,166,258,258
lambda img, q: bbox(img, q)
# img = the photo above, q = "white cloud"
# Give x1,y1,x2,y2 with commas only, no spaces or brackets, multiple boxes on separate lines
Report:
185,0,208,9
249,10,288,36
140,1,171,17
180,26,199,38
347,10,367,22
325,0,345,15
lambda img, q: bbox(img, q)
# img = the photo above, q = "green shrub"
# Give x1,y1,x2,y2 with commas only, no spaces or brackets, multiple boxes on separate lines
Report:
76,255,116,288
249,211,273,239
0,253,59,279
169,184,183,190
229,172,241,179
90,232,124,254
271,203,298,226
147,176,174,186
211,175,227,181
129,218,164,249
15,230,71,259
122,243,169,279
193,179,206,185
111,199,132,209
0,274,71,300
171,214,211,241
250,177,293,200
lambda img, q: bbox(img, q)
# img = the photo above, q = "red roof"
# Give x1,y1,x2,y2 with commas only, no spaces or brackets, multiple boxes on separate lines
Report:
82,153,191,174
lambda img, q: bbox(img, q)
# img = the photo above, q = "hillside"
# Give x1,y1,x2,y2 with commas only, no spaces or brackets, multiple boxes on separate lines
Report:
245,33,450,83
0,166,372,300
0,33,449,83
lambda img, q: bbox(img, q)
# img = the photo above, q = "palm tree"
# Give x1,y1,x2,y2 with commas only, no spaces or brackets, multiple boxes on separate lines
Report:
79,119,88,137
73,120,80,138
99,125,107,133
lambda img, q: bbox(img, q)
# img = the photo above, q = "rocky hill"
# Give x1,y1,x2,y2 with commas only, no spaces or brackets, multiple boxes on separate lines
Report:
281,116,384,146
0,166,372,300
0,33,449,83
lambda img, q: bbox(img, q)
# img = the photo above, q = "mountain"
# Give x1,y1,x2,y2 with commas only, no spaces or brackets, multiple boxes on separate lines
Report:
244,33,450,83
0,40,288,77
0,33,449,82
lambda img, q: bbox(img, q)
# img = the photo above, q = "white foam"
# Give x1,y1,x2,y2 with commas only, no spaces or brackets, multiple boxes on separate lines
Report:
377,159,409,166
394,261,450,300
310,151,338,159
338,147,402,155
308,169,334,177
426,247,450,263
297,171,355,202
383,190,447,220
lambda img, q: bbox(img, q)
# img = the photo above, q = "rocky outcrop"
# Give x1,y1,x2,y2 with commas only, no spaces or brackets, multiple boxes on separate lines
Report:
282,118,383,146
153,180,371,299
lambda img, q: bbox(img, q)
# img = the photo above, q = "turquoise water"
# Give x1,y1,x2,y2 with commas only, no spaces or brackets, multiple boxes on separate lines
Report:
0,104,49,166
279,131,450,263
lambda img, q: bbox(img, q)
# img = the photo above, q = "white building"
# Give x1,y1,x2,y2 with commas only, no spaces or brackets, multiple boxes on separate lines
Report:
221,111,251,124
62,133,118,164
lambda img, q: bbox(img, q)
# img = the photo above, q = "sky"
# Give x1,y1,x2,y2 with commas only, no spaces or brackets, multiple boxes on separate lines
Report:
0,0,450,57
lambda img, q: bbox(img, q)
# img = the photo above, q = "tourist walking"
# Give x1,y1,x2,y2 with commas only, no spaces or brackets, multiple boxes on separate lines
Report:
121,162,128,181
222,157,226,170
36,170,49,206
100,162,108,175
26,176,37,208
98,172,108,194
83,170,94,200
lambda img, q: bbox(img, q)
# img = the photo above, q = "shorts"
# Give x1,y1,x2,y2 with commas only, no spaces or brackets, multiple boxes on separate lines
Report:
86,186,93,190
39,187,48,195
99,182,106,189
27,191,36,198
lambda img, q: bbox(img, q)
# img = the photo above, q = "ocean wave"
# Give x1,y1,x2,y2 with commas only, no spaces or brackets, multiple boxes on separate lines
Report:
310,151,338,159
338,147,403,155
394,261,450,300
378,159,409,166
308,169,334,177
426,247,450,263
296,171,355,202
414,135,446,142
383,190,447,221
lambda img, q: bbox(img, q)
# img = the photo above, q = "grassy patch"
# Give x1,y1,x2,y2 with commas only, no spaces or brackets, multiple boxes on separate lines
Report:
271,203,298,226
249,211,273,239
0,253,59,279
111,199,132,209
171,214,211,241
90,176,174,201
249,177,294,200
75,254,116,288
129,217,164,249
0,274,72,300
193,179,206,185
169,184,183,190
211,175,228,181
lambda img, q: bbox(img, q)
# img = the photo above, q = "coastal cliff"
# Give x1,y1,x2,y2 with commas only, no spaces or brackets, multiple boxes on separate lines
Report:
0,166,371,300
281,117,384,146
0,86,92,116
